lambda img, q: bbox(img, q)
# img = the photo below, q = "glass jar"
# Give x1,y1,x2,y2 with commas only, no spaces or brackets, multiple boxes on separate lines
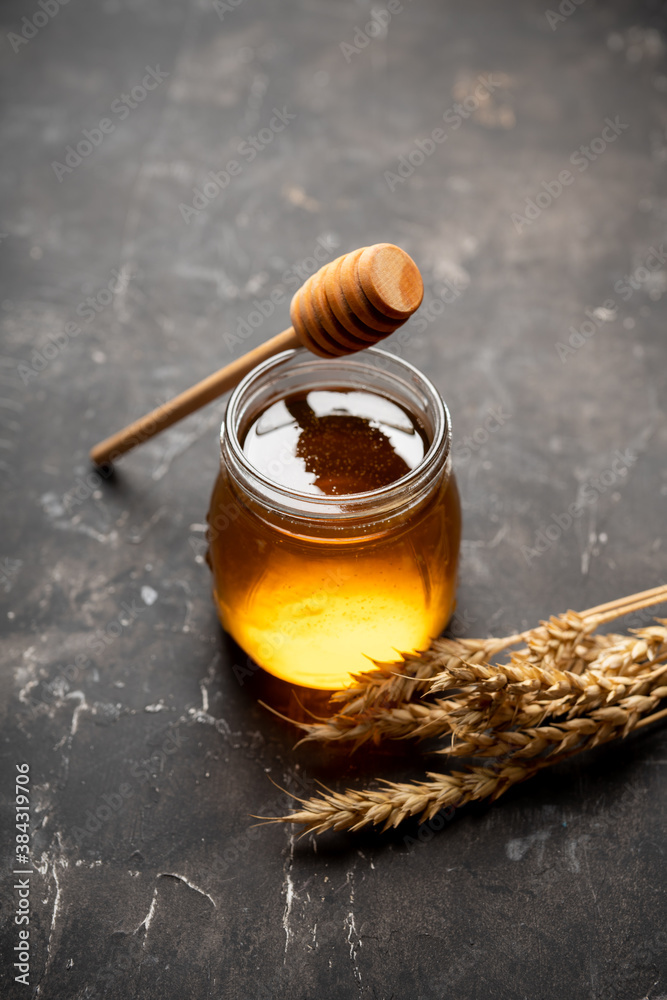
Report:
206,348,461,690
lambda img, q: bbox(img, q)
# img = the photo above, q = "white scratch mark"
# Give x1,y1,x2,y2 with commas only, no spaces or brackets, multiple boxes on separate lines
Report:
150,410,221,481
580,838,599,909
65,691,90,736
506,829,552,863
40,492,118,545
183,705,233,739
69,522,118,544
157,872,216,908
134,886,159,942
487,522,509,548
341,871,362,984
283,875,295,952
344,910,362,984
580,506,598,576
565,835,591,873
282,835,296,960
37,861,63,992
18,676,39,705
177,579,195,633
128,506,167,545
144,700,166,713
179,655,233,734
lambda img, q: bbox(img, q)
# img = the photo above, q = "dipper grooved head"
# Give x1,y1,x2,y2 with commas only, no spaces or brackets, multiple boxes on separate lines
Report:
290,243,424,358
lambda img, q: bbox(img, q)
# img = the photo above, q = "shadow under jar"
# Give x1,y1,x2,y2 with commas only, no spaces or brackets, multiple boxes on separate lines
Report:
206,348,461,690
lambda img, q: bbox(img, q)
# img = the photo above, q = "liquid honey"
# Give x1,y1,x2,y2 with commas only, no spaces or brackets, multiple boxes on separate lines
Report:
243,389,428,494
207,384,461,690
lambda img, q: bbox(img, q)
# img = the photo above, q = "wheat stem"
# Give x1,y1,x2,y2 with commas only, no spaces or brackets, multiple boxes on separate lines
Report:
292,629,666,748
329,589,667,715
273,697,666,834
583,583,667,619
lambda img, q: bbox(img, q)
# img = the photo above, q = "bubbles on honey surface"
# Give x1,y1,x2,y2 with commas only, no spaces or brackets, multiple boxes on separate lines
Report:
242,389,428,495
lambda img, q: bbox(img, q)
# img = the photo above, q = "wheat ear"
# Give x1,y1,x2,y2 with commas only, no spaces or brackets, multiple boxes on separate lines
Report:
272,701,667,835
329,586,667,714
289,660,667,748
289,628,667,747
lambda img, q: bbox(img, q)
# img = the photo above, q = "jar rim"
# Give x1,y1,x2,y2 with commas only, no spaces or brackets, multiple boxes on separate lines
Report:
220,347,451,522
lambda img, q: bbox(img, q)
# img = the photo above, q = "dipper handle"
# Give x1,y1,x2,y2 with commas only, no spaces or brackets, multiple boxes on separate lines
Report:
89,243,423,467
89,329,299,466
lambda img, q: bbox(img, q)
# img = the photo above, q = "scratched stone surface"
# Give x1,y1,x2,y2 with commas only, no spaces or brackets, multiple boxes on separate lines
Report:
1,0,666,998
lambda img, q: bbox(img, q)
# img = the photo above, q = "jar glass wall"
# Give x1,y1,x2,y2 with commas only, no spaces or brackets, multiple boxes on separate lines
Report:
206,348,461,690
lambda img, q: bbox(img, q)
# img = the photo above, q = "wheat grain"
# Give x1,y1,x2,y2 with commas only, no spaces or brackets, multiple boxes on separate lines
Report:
438,680,667,760
329,637,506,714
291,699,462,748
286,629,667,748
272,698,667,835
266,598,667,834
328,591,667,715
286,660,667,750
430,628,667,701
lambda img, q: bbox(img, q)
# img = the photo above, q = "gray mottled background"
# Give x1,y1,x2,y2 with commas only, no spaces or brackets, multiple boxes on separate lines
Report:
1,0,666,998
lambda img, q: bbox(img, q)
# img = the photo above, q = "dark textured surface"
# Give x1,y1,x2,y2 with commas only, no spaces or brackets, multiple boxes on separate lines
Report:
1,1,666,998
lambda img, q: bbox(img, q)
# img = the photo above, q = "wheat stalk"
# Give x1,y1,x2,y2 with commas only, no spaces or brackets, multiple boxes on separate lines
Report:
431,628,667,704
428,626,667,732
328,637,506,714
265,590,667,835
329,586,667,715
287,627,667,748
287,658,667,748
291,699,465,748
328,615,600,718
271,699,667,835
438,680,667,759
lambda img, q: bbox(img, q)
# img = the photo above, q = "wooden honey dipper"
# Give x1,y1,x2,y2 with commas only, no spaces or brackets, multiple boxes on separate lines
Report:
90,243,423,467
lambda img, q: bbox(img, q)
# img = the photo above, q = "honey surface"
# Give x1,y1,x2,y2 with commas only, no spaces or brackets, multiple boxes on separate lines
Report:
242,389,428,494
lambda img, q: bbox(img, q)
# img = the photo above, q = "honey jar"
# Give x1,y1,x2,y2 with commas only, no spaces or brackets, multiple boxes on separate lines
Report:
206,348,461,690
